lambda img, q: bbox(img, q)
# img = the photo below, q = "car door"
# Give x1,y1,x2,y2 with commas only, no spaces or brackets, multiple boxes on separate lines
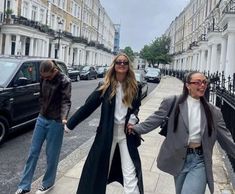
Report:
9,61,40,125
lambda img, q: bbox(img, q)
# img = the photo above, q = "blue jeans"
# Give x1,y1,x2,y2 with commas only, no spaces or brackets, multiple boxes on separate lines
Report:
174,153,207,194
18,115,64,190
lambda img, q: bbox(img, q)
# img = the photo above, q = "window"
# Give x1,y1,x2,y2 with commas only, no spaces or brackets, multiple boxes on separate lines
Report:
22,2,29,18
31,5,37,21
51,15,55,29
39,9,44,23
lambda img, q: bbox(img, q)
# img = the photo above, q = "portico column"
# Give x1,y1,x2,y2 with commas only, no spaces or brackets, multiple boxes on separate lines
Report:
69,47,73,65
200,49,206,72
192,54,197,70
15,35,21,55
0,33,3,54
4,34,11,55
29,38,34,56
225,32,235,77
65,46,69,65
51,43,55,58
206,46,211,72
210,43,218,73
45,40,49,57
220,37,227,72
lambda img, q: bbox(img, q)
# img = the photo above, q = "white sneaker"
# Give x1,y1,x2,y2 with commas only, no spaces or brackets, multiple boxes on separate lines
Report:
15,189,30,194
35,185,54,194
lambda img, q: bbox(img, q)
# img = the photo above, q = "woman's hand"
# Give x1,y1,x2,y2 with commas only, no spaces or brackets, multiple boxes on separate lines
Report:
127,123,135,135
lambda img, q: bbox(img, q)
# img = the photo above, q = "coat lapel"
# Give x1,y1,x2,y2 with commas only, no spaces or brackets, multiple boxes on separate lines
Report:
179,101,189,130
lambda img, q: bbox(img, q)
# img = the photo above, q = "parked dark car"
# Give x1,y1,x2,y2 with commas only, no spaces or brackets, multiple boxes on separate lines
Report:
144,69,161,83
68,67,80,81
135,72,148,99
80,66,97,80
96,66,107,78
0,57,68,144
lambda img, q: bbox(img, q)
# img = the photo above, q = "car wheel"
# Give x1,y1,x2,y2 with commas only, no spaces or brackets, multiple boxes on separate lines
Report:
76,75,80,82
0,116,9,144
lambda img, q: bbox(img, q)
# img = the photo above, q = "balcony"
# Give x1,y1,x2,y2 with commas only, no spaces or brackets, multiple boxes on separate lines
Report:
222,0,235,14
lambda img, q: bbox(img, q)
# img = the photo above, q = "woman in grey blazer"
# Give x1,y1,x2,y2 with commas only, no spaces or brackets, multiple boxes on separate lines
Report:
128,71,235,194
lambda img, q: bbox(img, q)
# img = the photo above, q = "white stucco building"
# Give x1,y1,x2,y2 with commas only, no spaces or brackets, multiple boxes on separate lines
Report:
0,0,116,67
165,0,235,78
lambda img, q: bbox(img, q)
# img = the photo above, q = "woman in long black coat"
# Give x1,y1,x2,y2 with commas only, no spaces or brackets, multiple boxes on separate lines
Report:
66,53,144,194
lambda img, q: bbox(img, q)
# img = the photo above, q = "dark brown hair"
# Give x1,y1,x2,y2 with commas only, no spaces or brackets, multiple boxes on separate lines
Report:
40,60,55,74
173,71,214,136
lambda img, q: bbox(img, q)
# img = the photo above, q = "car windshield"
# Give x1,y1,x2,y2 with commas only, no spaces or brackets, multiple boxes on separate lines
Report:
97,67,105,72
146,71,159,76
82,66,90,71
0,59,19,87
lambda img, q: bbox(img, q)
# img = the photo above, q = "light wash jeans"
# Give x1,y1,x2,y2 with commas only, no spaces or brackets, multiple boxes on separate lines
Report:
174,152,207,194
109,123,140,194
17,115,64,191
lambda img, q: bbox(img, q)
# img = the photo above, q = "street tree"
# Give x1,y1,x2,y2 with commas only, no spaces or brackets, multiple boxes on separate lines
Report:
123,46,135,62
140,35,172,67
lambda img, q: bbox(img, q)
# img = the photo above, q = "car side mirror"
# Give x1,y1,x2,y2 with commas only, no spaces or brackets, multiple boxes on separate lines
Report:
14,77,30,86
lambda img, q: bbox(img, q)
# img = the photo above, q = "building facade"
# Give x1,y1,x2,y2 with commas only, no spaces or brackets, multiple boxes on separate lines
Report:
113,24,120,54
165,0,235,78
0,0,116,67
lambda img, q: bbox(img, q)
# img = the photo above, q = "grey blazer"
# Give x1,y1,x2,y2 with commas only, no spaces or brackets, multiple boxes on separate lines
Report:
133,95,235,193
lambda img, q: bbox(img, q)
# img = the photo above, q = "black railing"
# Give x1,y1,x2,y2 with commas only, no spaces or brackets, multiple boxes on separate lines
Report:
198,34,207,42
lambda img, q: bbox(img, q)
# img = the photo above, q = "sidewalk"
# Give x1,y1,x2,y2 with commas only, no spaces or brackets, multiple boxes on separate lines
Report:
32,76,234,194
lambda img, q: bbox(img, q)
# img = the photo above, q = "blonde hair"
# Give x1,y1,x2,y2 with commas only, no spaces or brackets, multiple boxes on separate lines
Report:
98,53,138,108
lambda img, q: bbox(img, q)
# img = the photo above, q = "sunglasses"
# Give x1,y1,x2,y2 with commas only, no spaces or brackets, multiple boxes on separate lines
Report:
115,61,129,66
189,80,209,86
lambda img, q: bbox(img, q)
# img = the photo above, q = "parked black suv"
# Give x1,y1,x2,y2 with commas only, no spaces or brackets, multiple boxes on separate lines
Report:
0,56,68,144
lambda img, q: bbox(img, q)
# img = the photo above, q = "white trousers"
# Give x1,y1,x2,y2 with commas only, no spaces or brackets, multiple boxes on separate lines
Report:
109,124,140,194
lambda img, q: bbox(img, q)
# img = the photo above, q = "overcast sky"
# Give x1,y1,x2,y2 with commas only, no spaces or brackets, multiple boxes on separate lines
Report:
99,0,190,52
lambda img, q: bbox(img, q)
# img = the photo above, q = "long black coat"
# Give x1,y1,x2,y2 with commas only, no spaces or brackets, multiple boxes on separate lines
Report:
67,84,144,194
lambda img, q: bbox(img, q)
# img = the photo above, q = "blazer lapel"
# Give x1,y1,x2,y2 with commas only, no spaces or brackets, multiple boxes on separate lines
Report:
179,101,189,130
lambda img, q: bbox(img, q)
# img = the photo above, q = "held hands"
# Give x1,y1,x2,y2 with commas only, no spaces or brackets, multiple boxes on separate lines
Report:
62,119,72,133
64,124,72,133
127,123,135,135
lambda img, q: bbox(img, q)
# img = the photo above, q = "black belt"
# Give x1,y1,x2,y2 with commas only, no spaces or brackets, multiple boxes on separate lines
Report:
187,146,203,155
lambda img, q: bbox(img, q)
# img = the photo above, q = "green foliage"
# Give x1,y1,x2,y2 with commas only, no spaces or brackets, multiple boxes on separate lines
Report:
5,9,13,18
140,35,172,66
123,46,135,62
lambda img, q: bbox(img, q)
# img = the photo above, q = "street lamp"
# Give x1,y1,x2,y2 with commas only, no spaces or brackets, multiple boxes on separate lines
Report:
56,20,63,59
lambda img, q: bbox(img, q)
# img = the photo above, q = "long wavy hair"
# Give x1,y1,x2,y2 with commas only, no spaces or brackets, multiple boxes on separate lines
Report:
173,71,214,136
98,53,138,108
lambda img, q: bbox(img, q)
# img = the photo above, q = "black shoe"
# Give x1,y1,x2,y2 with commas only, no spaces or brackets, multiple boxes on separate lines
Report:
36,185,54,194
15,189,30,194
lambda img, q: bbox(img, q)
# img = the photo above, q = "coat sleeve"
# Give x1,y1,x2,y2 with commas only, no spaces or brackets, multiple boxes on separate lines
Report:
67,86,102,130
60,76,72,120
216,108,235,158
133,96,172,134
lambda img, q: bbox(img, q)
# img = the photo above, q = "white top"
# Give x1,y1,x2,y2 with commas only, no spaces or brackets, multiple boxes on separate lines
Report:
187,95,201,144
114,82,138,125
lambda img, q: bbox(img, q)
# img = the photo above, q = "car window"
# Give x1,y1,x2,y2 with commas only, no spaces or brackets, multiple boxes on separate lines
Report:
16,62,38,84
0,60,19,86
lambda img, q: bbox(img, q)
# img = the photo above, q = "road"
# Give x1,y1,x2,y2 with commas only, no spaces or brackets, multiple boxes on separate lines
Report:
0,78,157,194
